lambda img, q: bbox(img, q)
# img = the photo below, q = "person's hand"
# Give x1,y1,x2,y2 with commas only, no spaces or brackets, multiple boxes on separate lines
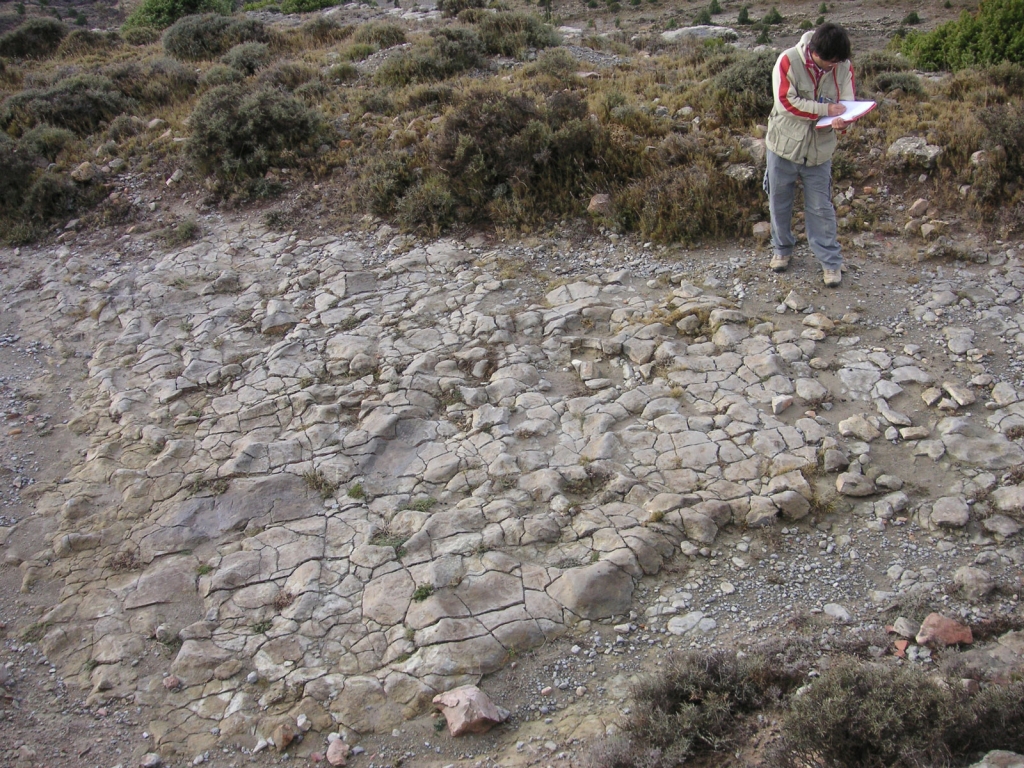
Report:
827,103,847,117
832,117,848,131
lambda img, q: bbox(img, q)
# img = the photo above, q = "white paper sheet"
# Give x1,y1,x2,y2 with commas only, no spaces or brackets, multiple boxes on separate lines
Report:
816,100,877,129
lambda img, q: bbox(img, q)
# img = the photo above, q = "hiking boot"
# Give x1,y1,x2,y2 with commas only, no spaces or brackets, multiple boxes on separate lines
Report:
770,253,790,272
823,267,842,287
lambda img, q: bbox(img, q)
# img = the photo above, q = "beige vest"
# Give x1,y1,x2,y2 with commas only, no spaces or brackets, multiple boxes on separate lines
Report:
766,31,854,166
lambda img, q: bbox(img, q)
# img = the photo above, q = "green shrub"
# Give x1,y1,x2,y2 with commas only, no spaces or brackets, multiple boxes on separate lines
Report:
902,10,921,24
221,41,272,74
279,0,335,11
856,49,912,76
123,0,232,31
475,10,559,56
186,83,324,183
763,5,783,24
986,60,1024,96
104,57,199,105
0,74,134,136
403,83,455,108
299,16,353,44
0,133,33,214
339,42,375,60
2,10,23,29
18,123,76,160
900,0,1024,70
352,20,406,48
327,62,359,82
358,91,395,114
106,114,145,141
693,7,711,24
395,174,456,233
374,27,483,86
57,28,121,56
201,63,244,86
710,48,776,121
122,26,161,45
23,171,79,221
618,160,751,243
737,5,750,24
871,70,924,95
708,0,721,13
438,0,484,16
773,662,946,767
0,17,67,58
293,78,327,100
163,14,267,61
594,649,806,767
259,61,316,89
531,46,578,82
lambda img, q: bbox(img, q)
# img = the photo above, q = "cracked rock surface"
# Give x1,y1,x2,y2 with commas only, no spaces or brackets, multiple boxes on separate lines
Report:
3,219,1024,766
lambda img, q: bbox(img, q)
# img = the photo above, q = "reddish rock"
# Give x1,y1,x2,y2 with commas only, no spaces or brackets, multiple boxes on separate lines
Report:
326,740,349,766
433,684,510,736
272,723,295,752
161,675,181,690
916,613,973,647
894,639,909,658
587,194,613,216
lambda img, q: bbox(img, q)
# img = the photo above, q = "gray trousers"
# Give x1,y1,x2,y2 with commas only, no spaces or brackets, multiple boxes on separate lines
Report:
765,150,842,270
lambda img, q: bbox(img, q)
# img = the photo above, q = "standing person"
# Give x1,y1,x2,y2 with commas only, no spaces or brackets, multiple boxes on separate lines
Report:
765,22,854,287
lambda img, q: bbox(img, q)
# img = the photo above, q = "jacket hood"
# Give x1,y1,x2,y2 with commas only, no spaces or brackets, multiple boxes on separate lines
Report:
796,30,814,56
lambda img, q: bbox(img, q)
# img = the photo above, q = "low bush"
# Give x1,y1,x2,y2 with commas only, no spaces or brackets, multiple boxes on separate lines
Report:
57,28,121,57
592,649,806,767
122,26,161,45
221,41,273,74
0,134,34,215
23,171,80,221
352,20,406,48
474,11,559,56
374,27,483,86
19,123,77,159
617,160,752,243
709,48,775,121
763,5,783,24
104,57,199,105
0,74,134,136
900,0,1024,70
259,61,317,90
592,646,1024,768
0,17,67,58
279,0,335,11
123,0,232,31
327,62,359,82
201,63,244,86
870,70,924,95
298,16,353,44
395,174,456,233
358,91,395,114
402,83,455,108
773,662,1024,767
186,83,325,184
163,14,267,61
438,0,484,17
339,42,376,61
856,49,912,77
529,46,579,83
105,114,145,141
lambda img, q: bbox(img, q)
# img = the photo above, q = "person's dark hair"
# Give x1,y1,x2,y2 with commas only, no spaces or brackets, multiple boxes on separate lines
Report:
810,22,850,63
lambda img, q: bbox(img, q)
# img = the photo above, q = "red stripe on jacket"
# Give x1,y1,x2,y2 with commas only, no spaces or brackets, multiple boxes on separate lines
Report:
777,55,819,120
